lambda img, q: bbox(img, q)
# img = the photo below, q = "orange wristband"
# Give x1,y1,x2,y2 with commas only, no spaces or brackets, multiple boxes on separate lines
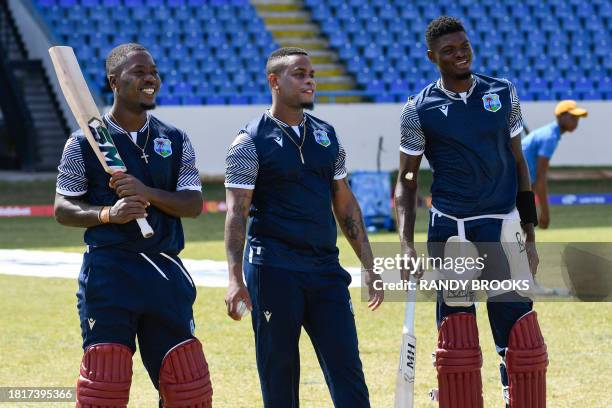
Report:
99,206,111,224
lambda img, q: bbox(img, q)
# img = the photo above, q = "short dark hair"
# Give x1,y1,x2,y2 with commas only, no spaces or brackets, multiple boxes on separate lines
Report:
266,47,309,75
425,16,466,49
105,43,148,76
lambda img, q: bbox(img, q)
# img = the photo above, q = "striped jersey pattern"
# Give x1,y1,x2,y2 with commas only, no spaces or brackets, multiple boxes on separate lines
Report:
224,132,259,189
334,139,347,180
56,126,201,195
176,133,202,191
504,79,525,138
56,136,87,196
224,132,348,189
400,98,426,155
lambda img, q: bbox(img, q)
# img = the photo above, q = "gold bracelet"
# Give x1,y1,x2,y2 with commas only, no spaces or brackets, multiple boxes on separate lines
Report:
99,206,111,224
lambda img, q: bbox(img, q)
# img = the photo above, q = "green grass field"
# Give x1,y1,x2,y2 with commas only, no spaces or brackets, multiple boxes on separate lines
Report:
0,177,611,407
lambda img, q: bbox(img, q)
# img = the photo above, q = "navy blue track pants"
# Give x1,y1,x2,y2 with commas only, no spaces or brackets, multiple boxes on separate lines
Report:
244,262,370,408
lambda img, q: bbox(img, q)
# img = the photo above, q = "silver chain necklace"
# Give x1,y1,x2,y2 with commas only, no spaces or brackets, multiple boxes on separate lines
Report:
266,111,306,164
108,112,151,163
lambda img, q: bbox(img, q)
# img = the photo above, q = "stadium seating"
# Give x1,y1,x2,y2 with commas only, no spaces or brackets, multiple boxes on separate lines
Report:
305,0,612,102
34,0,611,104
35,0,278,105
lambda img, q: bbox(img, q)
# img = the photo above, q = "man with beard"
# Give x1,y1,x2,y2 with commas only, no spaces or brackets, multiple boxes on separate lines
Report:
54,43,212,407
223,47,383,407
395,17,548,408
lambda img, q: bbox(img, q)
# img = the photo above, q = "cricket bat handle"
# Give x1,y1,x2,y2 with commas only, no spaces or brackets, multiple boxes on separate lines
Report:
136,217,154,238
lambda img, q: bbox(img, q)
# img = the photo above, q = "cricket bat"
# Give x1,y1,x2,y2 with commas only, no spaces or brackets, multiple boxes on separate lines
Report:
394,285,417,408
49,46,154,238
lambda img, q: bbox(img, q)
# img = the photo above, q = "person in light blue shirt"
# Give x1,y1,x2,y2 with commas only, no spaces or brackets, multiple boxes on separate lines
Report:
522,100,588,228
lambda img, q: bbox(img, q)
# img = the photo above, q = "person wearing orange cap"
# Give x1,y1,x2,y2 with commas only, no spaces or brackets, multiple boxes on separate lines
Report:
522,100,588,228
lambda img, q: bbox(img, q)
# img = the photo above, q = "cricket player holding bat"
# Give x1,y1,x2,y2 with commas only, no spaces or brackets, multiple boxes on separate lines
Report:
53,43,211,407
395,18,548,408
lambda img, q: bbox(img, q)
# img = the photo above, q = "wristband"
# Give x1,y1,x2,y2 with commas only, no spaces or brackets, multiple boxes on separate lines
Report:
516,191,538,226
99,206,111,224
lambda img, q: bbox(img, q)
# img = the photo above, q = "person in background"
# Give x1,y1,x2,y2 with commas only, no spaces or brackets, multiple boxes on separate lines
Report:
522,100,588,229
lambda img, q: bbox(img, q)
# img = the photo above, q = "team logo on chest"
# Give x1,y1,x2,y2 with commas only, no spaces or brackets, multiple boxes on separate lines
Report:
482,93,502,112
153,136,172,158
273,134,283,147
313,129,331,147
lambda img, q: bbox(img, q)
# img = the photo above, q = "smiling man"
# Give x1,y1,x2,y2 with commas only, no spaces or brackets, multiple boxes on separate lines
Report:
395,17,548,408
54,43,211,407
223,47,383,407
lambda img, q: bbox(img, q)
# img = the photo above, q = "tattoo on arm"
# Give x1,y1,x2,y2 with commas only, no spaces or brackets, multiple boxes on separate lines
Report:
224,190,251,266
341,204,373,270
342,214,360,241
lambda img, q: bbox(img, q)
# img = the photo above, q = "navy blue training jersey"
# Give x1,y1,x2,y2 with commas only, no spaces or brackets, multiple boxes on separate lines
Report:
224,111,347,272
400,73,524,218
56,114,202,254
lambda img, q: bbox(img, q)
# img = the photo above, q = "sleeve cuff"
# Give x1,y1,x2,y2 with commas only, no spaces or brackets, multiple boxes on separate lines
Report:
224,183,255,190
511,126,524,138
333,172,347,180
56,188,86,196
176,185,202,192
400,146,425,156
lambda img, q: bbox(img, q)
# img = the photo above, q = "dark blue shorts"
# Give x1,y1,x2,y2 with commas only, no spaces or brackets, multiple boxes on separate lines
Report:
77,247,196,387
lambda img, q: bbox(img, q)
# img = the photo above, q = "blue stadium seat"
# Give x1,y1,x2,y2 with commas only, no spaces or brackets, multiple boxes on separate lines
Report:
440,3,460,16
598,78,612,93
399,4,418,19
551,79,571,93
227,95,249,105
528,78,548,93
533,89,555,101
378,4,396,21
576,3,595,18
363,44,382,60
158,96,181,105
532,3,551,18
580,90,602,101
365,80,385,93
352,30,371,48
204,95,225,104
182,96,203,105
556,89,580,100
250,94,272,104
574,78,594,93
555,56,573,71
599,1,612,15
34,0,608,104
373,94,395,103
